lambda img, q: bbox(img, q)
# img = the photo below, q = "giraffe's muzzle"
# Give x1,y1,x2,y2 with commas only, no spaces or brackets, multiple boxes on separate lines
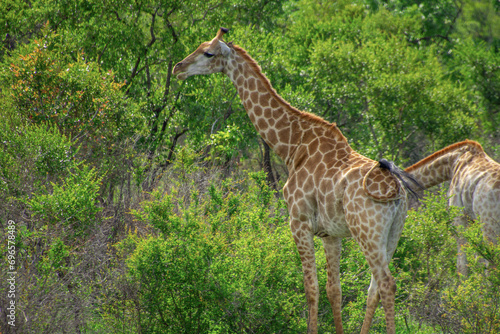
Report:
172,62,188,80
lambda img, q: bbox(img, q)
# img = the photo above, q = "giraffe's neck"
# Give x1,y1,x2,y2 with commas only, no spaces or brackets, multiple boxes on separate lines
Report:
223,45,346,166
405,141,484,189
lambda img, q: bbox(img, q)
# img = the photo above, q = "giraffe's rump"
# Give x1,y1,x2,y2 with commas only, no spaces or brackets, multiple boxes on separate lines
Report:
363,160,423,201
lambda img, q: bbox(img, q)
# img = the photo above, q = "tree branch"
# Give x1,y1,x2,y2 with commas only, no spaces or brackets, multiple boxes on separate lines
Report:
191,1,224,26
164,129,188,166
126,7,159,94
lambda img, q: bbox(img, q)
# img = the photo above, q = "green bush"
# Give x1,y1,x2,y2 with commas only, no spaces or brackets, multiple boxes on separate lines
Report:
395,189,461,332
395,188,500,333
27,161,103,238
110,169,305,333
439,221,500,333
0,121,74,196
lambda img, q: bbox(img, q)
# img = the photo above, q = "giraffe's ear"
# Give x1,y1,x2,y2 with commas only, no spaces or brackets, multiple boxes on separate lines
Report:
219,41,231,57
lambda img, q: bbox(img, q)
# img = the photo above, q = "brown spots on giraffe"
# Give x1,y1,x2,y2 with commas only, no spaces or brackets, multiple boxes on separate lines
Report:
358,211,369,224
231,65,239,77
296,168,309,184
285,181,297,199
257,80,267,93
290,120,301,139
369,254,383,268
243,90,249,101
303,175,314,194
366,208,376,217
314,162,326,178
346,202,356,214
290,220,301,233
300,122,311,132
248,77,256,91
260,93,271,107
248,112,256,124
293,224,307,239
275,145,289,159
257,118,268,131
236,75,244,86
350,226,360,237
365,241,377,254
319,141,334,154
278,128,290,143
335,141,349,152
272,107,284,119
271,98,279,108
294,190,306,204
244,100,254,112
275,114,288,129
308,138,320,155
264,108,272,119
293,147,308,169
361,224,369,234
372,173,384,183
267,129,278,146
254,105,263,117
250,91,259,104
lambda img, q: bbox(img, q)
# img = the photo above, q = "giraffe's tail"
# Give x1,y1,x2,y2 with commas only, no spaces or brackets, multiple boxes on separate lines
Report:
378,159,424,200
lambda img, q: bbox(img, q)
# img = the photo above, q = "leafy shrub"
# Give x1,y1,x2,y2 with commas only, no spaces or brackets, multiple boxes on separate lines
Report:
439,221,500,333
111,169,306,333
207,123,244,164
0,121,74,196
395,189,461,332
396,188,500,333
27,161,103,238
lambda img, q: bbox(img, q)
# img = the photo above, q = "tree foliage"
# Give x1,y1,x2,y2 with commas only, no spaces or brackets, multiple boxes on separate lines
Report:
1,1,499,333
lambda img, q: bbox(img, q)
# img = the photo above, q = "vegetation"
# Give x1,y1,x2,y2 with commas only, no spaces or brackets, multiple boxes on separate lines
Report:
1,0,499,333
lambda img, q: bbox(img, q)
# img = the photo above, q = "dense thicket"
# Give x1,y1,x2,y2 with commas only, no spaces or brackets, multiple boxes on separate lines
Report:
1,1,499,333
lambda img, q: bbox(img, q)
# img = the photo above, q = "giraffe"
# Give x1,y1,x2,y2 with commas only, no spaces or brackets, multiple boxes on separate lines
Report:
173,27,421,334
405,140,500,276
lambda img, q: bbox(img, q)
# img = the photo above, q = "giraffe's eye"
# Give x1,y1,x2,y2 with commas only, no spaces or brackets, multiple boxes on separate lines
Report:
204,52,215,58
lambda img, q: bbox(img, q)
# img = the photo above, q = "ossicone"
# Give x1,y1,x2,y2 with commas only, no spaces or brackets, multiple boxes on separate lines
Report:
216,27,230,40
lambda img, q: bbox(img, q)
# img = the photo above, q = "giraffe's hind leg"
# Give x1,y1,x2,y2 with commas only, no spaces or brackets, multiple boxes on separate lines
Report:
360,256,396,334
362,275,380,333
347,201,404,334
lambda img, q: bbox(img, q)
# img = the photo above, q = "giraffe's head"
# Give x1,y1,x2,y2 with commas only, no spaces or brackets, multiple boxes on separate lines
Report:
173,27,231,80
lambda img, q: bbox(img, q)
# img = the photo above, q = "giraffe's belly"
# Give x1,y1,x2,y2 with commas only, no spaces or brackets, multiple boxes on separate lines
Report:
315,216,352,238
314,193,351,238
283,173,351,238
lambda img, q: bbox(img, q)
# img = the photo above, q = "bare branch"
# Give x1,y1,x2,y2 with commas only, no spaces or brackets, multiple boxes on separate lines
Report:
126,7,160,93
191,1,224,26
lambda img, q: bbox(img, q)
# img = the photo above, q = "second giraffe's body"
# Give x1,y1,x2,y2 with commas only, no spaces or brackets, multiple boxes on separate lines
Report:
405,140,500,276
173,28,417,334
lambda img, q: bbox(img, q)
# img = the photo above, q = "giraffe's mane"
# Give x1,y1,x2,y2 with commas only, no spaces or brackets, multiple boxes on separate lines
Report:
230,43,347,141
405,140,484,172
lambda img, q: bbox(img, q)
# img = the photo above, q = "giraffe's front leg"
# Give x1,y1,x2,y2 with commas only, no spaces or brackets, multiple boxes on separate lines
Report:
322,236,344,334
290,219,318,334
